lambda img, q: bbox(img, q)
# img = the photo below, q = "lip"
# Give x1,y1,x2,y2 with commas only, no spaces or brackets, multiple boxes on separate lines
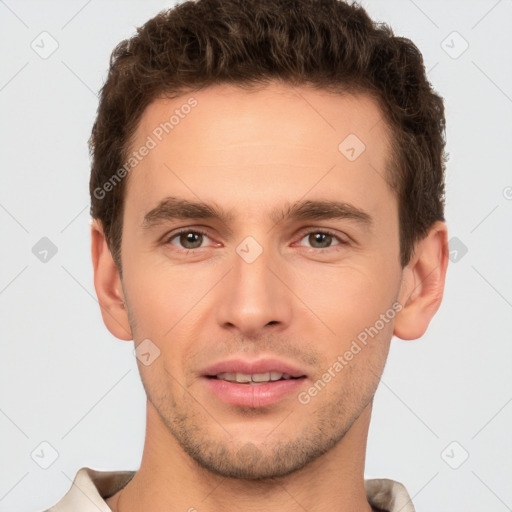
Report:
204,377,306,408
201,357,308,408
202,357,307,379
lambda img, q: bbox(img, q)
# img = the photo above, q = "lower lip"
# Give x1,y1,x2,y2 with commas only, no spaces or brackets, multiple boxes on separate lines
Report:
204,377,306,408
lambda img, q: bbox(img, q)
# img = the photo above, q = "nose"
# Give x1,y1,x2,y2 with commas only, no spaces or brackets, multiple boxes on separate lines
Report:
215,239,293,339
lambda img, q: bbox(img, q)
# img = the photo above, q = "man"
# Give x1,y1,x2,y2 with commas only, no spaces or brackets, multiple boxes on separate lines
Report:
47,0,449,510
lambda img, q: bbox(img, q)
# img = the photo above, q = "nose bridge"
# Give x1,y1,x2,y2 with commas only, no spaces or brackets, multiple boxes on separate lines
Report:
215,234,292,335
234,236,273,291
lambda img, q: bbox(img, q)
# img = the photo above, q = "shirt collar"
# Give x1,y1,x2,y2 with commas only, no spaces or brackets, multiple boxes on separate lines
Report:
47,467,415,512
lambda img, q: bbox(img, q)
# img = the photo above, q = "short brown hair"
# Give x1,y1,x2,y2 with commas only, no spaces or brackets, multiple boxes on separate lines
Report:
89,0,447,272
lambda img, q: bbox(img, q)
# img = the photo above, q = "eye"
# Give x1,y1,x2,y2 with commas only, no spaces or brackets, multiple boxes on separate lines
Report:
296,229,347,249
162,228,348,253
164,229,213,250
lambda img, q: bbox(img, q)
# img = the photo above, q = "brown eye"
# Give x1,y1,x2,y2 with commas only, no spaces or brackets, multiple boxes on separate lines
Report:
297,230,345,249
166,230,210,250
179,231,204,249
308,232,333,248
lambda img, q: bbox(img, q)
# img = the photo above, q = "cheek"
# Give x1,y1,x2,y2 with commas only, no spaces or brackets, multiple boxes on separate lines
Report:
287,257,399,342
122,253,220,384
122,248,213,332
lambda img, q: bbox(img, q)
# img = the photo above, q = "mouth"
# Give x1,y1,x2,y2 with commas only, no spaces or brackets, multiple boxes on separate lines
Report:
207,372,305,384
201,358,308,408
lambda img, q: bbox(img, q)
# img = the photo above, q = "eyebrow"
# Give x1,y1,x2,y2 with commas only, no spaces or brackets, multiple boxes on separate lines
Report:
141,196,373,232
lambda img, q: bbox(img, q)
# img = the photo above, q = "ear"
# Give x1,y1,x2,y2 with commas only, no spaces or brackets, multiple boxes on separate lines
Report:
91,219,132,341
394,221,449,340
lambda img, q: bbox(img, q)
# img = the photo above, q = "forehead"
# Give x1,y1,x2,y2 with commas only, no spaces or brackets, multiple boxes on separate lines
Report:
134,82,388,154
124,82,393,219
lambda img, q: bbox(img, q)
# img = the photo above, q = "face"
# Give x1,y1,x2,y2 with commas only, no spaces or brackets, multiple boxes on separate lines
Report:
119,83,403,479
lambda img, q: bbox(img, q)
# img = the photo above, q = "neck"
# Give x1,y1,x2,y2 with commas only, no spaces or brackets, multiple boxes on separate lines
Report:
107,400,376,512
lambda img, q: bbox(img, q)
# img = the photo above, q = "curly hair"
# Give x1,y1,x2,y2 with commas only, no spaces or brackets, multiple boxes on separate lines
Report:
89,0,447,271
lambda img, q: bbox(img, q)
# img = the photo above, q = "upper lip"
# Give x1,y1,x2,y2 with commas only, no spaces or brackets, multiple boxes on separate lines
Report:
202,357,307,378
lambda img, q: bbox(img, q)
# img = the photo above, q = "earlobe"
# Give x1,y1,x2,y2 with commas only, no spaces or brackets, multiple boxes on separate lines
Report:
393,221,449,341
91,219,132,341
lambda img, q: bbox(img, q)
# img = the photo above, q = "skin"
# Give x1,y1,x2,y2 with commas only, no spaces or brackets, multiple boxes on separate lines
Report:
91,82,449,512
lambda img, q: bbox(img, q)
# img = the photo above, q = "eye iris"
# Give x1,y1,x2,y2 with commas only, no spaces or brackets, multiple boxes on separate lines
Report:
175,232,335,249
180,232,203,249
309,232,332,248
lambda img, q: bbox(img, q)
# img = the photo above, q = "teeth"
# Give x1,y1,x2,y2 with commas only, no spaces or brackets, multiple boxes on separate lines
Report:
217,372,237,381
216,372,289,383
251,372,270,382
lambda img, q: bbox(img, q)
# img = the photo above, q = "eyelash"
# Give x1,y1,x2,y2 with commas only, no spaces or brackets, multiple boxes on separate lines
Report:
163,228,348,252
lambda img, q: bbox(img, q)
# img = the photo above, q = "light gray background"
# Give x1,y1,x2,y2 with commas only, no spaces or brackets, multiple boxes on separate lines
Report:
1,1,511,511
